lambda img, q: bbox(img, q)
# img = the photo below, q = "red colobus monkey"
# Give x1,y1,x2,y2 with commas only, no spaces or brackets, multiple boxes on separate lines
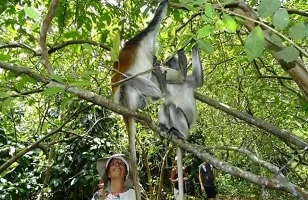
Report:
110,1,168,199
159,45,203,200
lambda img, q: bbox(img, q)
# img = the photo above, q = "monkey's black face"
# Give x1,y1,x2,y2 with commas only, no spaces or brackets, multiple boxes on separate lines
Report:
166,49,188,78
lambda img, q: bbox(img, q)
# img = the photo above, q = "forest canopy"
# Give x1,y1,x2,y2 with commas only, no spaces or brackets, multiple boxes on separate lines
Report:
0,0,307,199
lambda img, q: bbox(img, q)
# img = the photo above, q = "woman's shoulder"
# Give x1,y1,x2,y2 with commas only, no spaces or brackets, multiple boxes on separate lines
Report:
120,188,136,199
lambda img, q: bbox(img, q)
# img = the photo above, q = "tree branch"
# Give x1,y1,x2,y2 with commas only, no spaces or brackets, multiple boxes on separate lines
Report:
48,39,111,54
0,89,44,100
287,9,308,17
195,92,308,150
0,43,37,55
39,0,59,75
206,146,282,175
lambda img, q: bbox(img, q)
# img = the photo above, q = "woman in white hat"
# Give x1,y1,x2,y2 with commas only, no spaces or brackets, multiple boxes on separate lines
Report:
92,154,136,200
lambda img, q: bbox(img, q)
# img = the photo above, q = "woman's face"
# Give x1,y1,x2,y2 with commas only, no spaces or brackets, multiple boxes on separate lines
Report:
108,158,127,181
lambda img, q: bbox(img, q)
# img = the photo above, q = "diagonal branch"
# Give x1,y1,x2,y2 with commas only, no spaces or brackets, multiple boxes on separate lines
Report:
206,145,282,175
195,92,308,150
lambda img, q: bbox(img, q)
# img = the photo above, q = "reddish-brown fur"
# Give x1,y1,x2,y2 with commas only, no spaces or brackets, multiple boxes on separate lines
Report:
111,42,139,94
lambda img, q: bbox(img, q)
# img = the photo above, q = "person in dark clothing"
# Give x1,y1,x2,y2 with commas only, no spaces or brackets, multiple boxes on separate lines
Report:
198,162,217,200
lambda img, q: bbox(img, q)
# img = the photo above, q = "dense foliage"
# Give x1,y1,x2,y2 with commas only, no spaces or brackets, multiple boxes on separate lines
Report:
0,0,307,199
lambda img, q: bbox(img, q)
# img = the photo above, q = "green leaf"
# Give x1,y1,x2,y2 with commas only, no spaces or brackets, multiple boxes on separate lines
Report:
172,9,181,21
289,22,308,40
197,39,214,55
204,3,214,19
24,7,40,21
0,53,10,61
49,74,66,82
215,19,225,31
1,97,14,109
244,26,265,61
71,80,92,86
222,14,237,32
110,33,120,62
197,25,214,38
179,0,200,11
258,0,281,18
42,86,64,95
273,9,289,30
280,46,299,63
269,34,283,47
63,31,80,40
223,0,235,3
0,88,7,98
100,31,108,43
21,75,37,84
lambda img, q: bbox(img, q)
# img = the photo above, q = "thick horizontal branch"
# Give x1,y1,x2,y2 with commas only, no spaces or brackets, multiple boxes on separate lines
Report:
195,92,308,150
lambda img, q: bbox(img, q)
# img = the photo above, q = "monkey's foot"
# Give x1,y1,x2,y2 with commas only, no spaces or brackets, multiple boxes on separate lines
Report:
167,127,187,140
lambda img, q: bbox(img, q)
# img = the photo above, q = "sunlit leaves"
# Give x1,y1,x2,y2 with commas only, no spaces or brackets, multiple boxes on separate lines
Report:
49,74,66,82
197,25,214,38
110,33,120,62
202,3,215,22
42,86,64,95
280,46,299,63
289,22,308,40
197,39,214,55
273,9,289,30
0,88,7,97
23,7,40,21
269,34,283,47
222,14,237,32
258,0,281,18
244,26,265,61
179,0,205,11
0,53,10,61
223,0,236,3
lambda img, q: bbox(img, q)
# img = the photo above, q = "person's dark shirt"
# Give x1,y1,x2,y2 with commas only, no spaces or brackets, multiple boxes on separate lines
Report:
199,163,215,187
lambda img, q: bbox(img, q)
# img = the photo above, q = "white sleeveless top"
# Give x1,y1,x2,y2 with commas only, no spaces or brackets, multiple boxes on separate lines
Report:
106,189,136,200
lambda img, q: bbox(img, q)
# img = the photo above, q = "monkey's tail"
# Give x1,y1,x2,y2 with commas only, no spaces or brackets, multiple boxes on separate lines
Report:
191,45,203,88
147,0,168,32
129,0,168,42
124,116,142,200
176,147,185,200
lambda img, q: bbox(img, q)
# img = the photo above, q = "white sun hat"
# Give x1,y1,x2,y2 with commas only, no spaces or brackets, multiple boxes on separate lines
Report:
96,154,133,188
